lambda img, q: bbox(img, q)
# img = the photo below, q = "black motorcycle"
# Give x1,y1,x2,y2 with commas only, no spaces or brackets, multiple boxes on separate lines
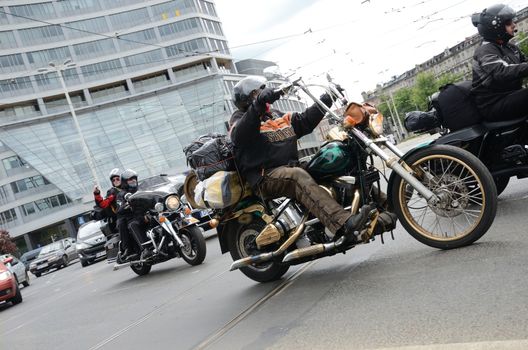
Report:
405,81,528,195
106,190,207,276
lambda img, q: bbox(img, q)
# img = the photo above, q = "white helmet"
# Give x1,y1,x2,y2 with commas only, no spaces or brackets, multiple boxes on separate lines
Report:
109,168,121,181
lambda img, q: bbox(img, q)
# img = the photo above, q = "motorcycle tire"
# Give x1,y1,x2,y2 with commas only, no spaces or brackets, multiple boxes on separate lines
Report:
391,145,497,250
227,217,289,283
130,263,151,276
178,226,206,266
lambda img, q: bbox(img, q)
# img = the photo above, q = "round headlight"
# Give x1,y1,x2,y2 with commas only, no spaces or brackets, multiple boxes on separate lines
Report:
165,195,181,211
369,113,384,137
154,202,164,212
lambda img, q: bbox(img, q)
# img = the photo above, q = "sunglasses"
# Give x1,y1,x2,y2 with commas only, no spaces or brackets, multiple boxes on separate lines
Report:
111,177,121,182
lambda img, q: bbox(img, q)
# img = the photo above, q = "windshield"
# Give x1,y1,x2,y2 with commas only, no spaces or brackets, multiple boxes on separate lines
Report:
139,175,168,190
40,241,63,255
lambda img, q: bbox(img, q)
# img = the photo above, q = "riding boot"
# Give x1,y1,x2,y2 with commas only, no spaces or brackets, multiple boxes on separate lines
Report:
335,204,377,244
372,211,398,236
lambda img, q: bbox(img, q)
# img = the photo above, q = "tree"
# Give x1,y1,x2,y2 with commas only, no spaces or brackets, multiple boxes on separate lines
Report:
518,32,528,57
0,229,17,255
411,73,438,110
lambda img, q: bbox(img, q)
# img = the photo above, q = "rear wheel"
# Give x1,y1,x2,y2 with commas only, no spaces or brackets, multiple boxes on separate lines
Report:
178,226,206,266
130,263,151,276
80,260,89,268
22,272,30,287
35,272,41,278
391,145,497,249
61,255,68,268
227,217,289,283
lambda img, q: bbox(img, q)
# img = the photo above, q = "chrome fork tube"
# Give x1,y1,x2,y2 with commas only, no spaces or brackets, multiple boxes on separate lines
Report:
160,220,185,248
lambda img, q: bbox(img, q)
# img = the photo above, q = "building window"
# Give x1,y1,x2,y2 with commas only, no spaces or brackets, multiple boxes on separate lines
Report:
11,175,50,194
65,17,109,39
10,3,56,22
73,39,116,60
0,31,18,49
2,155,27,170
203,19,223,36
0,54,25,74
19,25,65,46
26,46,71,68
0,102,41,120
158,17,201,40
123,49,163,70
117,28,157,51
209,38,229,54
0,76,34,97
132,72,170,93
165,38,207,57
24,194,71,216
90,82,129,103
109,8,149,31
0,208,17,224
198,0,217,16
151,0,196,20
81,59,123,81
58,0,101,16
0,185,9,205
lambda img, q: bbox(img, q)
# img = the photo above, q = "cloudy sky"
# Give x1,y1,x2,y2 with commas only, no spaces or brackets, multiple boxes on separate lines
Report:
215,0,526,101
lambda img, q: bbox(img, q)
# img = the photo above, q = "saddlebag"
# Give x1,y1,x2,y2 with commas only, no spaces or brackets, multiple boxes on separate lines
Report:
193,171,248,209
434,81,482,131
184,134,236,181
404,110,441,133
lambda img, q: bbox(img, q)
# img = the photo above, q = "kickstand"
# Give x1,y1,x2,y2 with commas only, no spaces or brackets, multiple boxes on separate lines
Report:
380,233,384,244
390,230,395,240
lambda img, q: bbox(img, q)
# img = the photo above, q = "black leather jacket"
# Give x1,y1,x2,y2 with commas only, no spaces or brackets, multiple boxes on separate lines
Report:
472,41,528,109
229,102,327,186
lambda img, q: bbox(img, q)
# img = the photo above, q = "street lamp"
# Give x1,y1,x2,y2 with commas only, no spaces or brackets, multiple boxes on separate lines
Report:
38,60,101,190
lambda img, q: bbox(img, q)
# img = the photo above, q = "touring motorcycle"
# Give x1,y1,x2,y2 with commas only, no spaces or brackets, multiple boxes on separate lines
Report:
184,77,497,283
108,190,207,276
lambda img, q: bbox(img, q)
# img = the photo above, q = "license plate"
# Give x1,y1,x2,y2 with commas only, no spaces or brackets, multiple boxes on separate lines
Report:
95,251,106,258
200,210,210,218
39,263,48,268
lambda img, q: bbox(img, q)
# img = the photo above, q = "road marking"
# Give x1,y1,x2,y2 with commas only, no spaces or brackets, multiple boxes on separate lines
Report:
88,269,229,350
372,339,528,349
193,261,317,350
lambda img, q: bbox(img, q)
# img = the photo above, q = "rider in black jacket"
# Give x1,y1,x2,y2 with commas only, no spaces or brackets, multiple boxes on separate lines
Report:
116,169,153,262
471,4,528,121
229,76,381,244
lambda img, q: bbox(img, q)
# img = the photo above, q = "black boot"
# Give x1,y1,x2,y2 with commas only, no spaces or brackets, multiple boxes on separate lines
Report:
372,211,398,236
336,204,377,244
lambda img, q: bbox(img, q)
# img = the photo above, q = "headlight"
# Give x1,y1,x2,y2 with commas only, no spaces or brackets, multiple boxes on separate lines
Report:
369,113,384,137
154,202,164,212
76,242,89,250
165,195,181,211
0,271,12,281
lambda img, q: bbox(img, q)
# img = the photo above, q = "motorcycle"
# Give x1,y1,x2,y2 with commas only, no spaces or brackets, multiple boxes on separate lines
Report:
108,190,207,276
184,77,497,283
405,82,528,196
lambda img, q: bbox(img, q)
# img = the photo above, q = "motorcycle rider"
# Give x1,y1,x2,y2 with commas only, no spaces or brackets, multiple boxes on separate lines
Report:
472,4,528,121
229,76,394,244
116,169,153,262
93,168,121,232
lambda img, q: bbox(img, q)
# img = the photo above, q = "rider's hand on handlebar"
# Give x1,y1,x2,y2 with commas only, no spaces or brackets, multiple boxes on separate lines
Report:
320,93,334,107
256,88,282,107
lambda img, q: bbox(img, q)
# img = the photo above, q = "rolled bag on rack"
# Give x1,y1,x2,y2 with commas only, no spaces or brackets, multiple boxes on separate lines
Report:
193,171,250,209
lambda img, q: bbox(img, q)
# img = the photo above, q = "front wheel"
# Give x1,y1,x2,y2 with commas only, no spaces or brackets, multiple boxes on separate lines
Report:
391,145,497,249
130,263,151,276
22,272,30,287
227,217,290,283
178,226,206,266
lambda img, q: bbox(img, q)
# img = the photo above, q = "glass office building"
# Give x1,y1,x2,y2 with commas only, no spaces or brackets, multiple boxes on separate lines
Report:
0,0,312,251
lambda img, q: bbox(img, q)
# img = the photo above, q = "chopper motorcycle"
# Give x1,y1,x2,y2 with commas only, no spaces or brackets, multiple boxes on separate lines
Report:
184,77,497,283
111,189,206,276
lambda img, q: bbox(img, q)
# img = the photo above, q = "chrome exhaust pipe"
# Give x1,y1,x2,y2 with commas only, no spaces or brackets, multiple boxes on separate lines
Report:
229,214,309,271
282,236,346,263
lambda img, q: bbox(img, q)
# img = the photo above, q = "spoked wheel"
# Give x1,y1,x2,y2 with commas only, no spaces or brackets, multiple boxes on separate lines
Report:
391,145,497,249
227,217,289,283
178,226,206,266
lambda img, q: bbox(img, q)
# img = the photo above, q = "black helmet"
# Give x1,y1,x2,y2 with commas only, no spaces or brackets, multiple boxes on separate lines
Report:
121,169,138,191
472,4,516,43
233,76,267,111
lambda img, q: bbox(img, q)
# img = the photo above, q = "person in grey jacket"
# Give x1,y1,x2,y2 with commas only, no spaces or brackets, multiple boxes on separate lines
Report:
471,4,528,121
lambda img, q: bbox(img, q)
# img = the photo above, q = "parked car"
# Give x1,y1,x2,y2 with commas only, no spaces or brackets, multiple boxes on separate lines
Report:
29,238,77,277
20,247,42,270
0,261,22,305
1,254,30,287
76,221,107,267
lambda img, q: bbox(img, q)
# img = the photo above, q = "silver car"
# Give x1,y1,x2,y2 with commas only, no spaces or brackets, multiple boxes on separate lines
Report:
1,254,30,287
76,221,107,267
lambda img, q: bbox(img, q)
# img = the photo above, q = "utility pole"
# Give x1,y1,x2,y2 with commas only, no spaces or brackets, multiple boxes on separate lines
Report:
389,90,407,140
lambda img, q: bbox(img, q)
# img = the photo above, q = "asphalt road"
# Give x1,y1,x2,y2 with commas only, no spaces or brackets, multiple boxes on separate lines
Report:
2,136,528,350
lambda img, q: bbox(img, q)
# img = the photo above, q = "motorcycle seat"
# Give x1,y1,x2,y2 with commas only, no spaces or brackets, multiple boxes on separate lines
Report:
482,117,526,131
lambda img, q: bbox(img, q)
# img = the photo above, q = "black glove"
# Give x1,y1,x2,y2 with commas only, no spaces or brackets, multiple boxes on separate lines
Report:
108,187,119,197
335,84,345,94
93,186,100,195
256,88,282,107
320,93,334,107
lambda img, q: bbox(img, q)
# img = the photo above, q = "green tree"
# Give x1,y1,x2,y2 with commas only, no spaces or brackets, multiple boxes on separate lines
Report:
518,32,528,57
411,73,438,110
0,229,17,255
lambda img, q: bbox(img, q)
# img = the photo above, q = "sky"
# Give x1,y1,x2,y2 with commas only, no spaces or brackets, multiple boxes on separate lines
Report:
214,0,527,101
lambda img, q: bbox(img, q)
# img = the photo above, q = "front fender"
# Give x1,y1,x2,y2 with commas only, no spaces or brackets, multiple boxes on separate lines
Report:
387,141,433,210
